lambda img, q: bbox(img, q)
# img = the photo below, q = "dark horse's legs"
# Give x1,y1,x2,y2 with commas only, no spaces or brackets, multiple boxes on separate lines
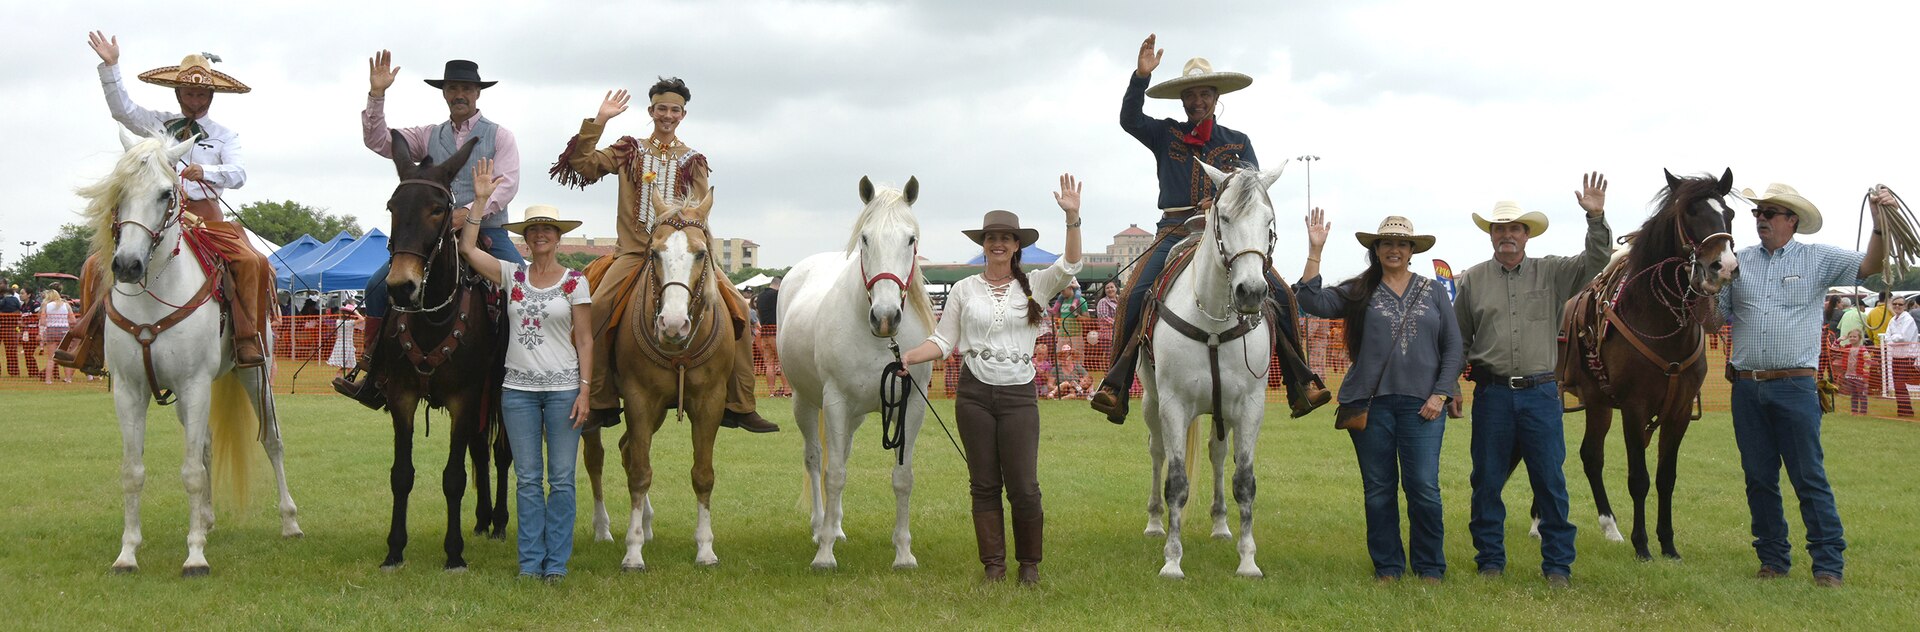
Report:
470,407,492,538
382,400,417,569
1622,407,1656,561
490,421,513,539
1654,417,1693,560
441,398,473,570
1580,403,1618,538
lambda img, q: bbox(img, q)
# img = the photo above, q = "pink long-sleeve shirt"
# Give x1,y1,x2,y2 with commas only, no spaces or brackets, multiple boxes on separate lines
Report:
361,94,519,219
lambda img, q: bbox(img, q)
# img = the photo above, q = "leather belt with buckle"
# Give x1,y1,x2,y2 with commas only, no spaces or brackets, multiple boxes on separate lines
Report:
1475,371,1557,389
1728,367,1816,382
965,348,1032,364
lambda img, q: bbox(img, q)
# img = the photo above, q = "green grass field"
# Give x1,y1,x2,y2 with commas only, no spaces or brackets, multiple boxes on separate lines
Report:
5,391,1917,630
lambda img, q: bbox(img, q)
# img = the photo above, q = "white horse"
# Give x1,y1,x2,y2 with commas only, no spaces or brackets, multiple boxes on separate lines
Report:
84,131,302,576
1138,161,1284,579
778,176,936,570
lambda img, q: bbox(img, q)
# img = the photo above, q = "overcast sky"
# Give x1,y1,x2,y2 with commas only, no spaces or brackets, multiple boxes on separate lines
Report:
6,0,1917,284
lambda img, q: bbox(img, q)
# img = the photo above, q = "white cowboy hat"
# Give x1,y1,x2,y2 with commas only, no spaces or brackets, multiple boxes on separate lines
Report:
1739,183,1823,234
501,205,582,235
139,53,250,93
1473,201,1550,236
1146,58,1253,99
1355,216,1436,253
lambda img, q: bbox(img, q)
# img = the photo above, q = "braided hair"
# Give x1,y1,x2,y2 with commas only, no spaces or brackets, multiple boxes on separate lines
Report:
649,76,691,103
1009,248,1043,326
1334,248,1386,362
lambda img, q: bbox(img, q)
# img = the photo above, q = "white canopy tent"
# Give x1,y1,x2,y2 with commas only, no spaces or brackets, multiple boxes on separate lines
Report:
735,273,773,290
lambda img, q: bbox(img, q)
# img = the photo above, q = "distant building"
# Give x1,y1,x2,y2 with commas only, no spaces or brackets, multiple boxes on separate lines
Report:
1085,224,1154,266
509,233,617,258
711,237,759,274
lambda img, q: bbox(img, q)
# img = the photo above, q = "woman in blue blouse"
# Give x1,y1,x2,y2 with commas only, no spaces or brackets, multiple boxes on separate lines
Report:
1294,210,1463,584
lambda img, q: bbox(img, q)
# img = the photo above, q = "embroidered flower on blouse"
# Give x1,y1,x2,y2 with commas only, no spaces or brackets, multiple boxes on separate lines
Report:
562,274,579,295
513,269,526,283
510,286,524,302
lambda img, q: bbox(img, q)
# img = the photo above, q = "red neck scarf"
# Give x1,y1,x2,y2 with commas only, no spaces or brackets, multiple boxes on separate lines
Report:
1180,117,1215,146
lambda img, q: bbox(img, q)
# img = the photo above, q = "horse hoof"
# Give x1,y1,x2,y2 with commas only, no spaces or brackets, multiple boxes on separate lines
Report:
282,529,305,539
111,564,138,575
811,561,839,571
622,564,648,573
488,531,508,542
594,533,615,543
1158,568,1185,580
1635,551,1654,562
379,561,404,572
1144,526,1166,538
1210,529,1233,541
181,565,210,578
1236,567,1265,579
1663,552,1683,562
893,559,919,571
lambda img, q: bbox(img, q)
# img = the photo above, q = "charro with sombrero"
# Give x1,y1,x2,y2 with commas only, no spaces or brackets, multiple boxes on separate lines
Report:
59,32,273,374
1092,33,1331,423
549,78,777,433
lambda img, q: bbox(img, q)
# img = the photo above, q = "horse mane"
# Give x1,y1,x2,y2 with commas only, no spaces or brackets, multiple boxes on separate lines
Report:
843,184,937,330
1627,174,1721,274
75,134,176,277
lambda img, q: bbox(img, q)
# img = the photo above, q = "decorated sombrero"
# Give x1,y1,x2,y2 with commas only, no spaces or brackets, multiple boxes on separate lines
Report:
1146,58,1252,99
138,53,250,94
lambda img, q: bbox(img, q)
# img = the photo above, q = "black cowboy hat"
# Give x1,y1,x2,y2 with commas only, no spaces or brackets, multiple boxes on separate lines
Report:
424,60,497,89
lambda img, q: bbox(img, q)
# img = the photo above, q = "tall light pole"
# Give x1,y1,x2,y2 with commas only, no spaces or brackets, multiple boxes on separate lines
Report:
1295,155,1320,211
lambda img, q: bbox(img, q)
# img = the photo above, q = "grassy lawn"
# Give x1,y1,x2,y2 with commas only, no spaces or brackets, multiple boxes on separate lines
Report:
4,391,1917,630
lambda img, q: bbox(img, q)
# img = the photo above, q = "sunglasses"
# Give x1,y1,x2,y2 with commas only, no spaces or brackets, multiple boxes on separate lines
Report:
1751,208,1797,220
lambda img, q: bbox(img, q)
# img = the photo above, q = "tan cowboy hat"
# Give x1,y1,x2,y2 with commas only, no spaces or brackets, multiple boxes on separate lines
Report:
963,210,1040,248
1146,58,1253,99
138,53,250,93
501,205,582,235
1739,183,1823,234
1473,201,1550,236
1355,216,1436,253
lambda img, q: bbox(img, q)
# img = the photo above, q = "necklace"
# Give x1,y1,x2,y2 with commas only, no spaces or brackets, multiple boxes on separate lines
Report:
982,272,1013,284
646,136,683,157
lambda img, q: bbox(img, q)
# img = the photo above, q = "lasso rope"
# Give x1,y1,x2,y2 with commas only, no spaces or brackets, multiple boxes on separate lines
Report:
1863,186,1920,286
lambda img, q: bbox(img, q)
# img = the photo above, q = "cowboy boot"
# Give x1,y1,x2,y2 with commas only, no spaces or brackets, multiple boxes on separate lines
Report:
720,334,779,433
1268,297,1331,418
973,510,1007,583
585,325,623,429
1012,510,1043,586
332,315,388,410
224,269,266,368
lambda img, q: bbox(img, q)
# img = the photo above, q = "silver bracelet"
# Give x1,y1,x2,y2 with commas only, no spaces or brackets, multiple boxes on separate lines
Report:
466,217,483,225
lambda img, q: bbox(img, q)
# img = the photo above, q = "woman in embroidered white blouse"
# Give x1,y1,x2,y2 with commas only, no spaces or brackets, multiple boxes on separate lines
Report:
897,174,1083,585
462,159,594,581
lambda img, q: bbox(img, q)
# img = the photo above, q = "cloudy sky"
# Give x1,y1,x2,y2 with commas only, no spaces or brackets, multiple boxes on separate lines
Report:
6,0,1917,284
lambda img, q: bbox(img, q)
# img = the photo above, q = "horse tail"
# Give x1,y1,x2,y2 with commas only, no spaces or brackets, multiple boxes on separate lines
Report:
209,372,258,515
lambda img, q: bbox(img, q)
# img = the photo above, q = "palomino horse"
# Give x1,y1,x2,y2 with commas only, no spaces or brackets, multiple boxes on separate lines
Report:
1138,161,1284,579
1559,169,1738,561
86,131,302,576
778,177,935,570
373,132,511,571
596,189,734,571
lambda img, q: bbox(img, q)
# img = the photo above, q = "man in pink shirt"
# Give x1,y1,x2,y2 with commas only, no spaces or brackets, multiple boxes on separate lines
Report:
336,52,523,407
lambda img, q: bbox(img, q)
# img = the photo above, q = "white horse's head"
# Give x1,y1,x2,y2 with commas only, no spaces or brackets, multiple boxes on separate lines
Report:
1198,161,1284,314
847,176,923,338
650,188,716,345
79,129,194,284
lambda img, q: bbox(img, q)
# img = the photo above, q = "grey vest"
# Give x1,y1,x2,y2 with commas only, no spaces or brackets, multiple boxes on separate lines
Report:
429,116,502,227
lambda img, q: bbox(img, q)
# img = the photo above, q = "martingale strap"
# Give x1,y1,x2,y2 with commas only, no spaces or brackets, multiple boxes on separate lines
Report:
1602,305,1705,440
1154,300,1262,442
105,271,220,405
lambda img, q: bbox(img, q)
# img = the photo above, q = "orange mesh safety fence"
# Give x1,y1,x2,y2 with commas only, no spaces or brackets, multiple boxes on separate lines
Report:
3,312,1914,424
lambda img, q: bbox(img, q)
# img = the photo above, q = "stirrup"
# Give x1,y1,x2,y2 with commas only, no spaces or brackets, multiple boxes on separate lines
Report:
1090,385,1129,424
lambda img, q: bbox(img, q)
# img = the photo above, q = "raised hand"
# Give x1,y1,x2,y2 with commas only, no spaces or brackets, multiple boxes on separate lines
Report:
1136,34,1164,77
596,89,631,124
1870,185,1899,211
472,158,500,202
1575,171,1608,216
1053,173,1083,217
1305,207,1330,251
368,49,400,97
87,31,119,66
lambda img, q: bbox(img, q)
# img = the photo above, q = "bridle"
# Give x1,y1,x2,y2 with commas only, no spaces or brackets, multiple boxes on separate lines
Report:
1611,194,1736,341
1209,176,1277,274
386,178,461,314
649,214,713,348
860,234,919,300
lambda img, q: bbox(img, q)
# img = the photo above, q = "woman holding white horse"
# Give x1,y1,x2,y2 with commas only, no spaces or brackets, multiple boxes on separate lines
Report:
896,175,1083,585
461,160,594,581
1293,211,1462,584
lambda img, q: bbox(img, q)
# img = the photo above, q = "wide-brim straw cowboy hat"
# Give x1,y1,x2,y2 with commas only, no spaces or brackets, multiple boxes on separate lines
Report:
424,60,498,89
1473,201,1550,236
1740,183,1823,234
138,53,250,93
1356,215,1437,253
963,210,1040,248
502,205,582,235
1147,58,1253,99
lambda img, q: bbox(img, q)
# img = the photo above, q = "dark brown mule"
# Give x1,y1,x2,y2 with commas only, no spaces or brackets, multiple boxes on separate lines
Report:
1559,169,1738,561
583,190,733,570
373,131,512,571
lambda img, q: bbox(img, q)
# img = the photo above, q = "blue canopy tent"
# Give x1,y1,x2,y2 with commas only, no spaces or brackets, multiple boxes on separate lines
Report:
274,231,356,290
285,229,387,292
966,244,1059,265
264,234,322,276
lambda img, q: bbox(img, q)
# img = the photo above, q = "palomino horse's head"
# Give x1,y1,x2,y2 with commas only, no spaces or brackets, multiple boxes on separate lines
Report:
384,130,478,309
1198,161,1284,314
649,188,716,345
848,176,922,338
1643,168,1739,295
89,130,195,284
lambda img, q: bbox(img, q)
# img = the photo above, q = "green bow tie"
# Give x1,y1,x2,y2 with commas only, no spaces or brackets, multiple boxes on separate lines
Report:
165,118,205,142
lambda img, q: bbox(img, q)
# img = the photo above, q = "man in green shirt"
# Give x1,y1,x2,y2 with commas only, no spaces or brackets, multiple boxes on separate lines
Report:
1454,173,1612,587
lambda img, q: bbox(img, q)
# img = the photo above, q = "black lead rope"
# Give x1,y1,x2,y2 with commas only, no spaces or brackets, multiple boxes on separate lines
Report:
880,354,967,465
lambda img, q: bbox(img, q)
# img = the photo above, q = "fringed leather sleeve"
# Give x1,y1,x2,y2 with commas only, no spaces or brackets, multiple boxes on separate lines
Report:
548,131,640,190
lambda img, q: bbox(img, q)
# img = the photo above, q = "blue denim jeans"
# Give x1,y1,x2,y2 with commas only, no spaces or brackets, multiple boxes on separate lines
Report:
1469,381,1576,577
502,387,583,576
362,226,523,318
1730,376,1846,578
1350,395,1446,579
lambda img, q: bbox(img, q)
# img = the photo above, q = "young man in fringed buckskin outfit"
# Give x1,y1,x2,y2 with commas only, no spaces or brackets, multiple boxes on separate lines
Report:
60,32,273,374
1090,34,1331,423
550,79,778,433
334,52,525,406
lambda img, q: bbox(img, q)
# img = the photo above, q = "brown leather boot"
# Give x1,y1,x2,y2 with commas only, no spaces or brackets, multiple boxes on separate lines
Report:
1013,510,1043,586
973,510,1007,583
331,315,387,410
1288,378,1333,418
54,304,108,377
721,410,781,433
223,268,267,368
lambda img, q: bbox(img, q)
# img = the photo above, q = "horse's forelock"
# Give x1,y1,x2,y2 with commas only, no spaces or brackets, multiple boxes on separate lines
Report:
1631,174,1728,273
76,135,179,264
843,185,918,255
